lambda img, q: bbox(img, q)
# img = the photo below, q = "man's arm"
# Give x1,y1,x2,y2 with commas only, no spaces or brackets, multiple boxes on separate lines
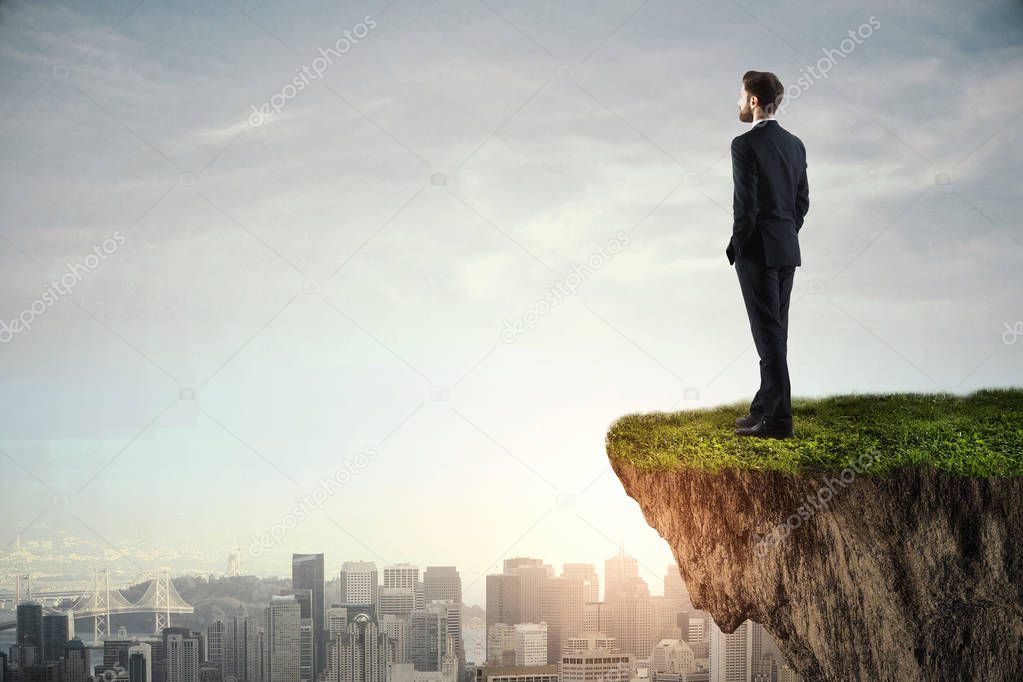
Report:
731,136,758,248
796,145,809,232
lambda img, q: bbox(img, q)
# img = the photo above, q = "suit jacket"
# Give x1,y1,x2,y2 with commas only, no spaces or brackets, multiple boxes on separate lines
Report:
726,120,809,267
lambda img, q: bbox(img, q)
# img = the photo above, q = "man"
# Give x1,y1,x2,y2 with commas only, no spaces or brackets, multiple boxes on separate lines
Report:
728,70,808,439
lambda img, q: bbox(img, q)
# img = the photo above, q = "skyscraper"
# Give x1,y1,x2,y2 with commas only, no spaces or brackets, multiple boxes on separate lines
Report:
265,595,303,682
41,612,73,663
16,603,44,666
409,603,447,673
63,639,91,682
512,624,547,666
485,574,520,660
325,606,389,682
279,590,315,682
128,643,153,682
292,554,326,677
502,559,550,625
423,568,465,679
205,620,224,676
663,566,692,613
539,577,585,665
340,562,378,606
561,565,599,605
166,632,200,682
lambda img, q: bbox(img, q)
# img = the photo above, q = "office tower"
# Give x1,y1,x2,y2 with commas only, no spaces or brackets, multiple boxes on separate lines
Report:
63,639,90,682
0,651,7,682
279,590,315,682
223,613,255,682
265,595,302,682
650,597,683,641
582,602,611,634
603,553,639,602
709,620,753,682
105,639,137,669
601,553,653,659
539,577,584,665
485,624,515,666
129,643,153,682
502,559,549,625
409,603,447,672
340,562,378,606
663,566,692,613
206,621,224,676
42,613,73,663
649,640,694,675
423,567,464,680
380,615,407,664
682,612,711,645
511,624,546,666
166,633,200,682
383,565,419,592
293,554,326,677
559,647,631,682
377,588,416,620
561,565,599,605
484,575,520,663
17,603,44,666
325,606,388,682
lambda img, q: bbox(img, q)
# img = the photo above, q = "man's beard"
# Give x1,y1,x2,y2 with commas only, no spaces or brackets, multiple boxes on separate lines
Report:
738,105,753,123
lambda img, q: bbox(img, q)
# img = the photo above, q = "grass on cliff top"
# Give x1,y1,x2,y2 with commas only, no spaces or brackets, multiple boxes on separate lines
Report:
606,389,1023,476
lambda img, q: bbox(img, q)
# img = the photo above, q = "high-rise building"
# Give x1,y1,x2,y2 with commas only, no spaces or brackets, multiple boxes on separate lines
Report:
484,575,520,663
564,634,617,653
502,560,550,625
582,603,611,635
340,562,378,606
512,624,546,666
205,621,224,676
42,612,73,663
561,565,599,605
485,624,515,666
324,606,389,682
166,633,200,682
63,639,90,682
279,589,315,682
539,577,585,665
473,664,558,682
265,595,303,682
17,603,44,666
292,554,326,677
128,643,152,682
409,603,447,672
603,553,639,603
379,615,407,664
223,612,256,682
423,568,464,680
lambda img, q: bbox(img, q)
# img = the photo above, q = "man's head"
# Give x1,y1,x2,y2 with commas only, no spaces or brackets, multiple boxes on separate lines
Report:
738,70,784,122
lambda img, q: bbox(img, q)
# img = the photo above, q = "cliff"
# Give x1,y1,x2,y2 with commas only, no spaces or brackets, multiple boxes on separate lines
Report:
606,390,1023,681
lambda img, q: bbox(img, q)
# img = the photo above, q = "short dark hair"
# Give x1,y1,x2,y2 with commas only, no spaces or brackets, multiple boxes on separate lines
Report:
742,70,784,115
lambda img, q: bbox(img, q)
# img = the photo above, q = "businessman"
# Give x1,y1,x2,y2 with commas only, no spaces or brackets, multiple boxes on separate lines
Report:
728,71,808,439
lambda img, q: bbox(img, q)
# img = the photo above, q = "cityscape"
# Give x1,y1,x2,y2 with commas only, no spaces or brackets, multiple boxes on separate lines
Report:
0,553,801,682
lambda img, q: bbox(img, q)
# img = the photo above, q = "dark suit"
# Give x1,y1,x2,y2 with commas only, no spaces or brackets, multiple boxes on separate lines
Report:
726,119,808,428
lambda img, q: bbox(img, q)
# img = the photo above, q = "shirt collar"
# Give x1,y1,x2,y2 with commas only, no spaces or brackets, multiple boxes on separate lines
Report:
751,116,776,129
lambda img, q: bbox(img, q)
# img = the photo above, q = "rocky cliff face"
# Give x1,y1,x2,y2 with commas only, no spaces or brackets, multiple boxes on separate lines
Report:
609,460,1023,681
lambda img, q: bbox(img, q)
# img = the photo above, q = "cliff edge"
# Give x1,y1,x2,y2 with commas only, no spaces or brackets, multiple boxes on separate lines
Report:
606,390,1023,681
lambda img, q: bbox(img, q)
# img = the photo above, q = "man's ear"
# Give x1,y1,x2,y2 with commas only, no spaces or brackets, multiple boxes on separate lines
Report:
749,94,759,110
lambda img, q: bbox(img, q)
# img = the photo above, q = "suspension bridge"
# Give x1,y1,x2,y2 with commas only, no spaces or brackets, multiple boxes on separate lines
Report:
0,569,193,642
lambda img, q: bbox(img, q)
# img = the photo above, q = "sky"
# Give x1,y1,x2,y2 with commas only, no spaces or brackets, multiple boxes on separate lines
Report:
1,0,1021,606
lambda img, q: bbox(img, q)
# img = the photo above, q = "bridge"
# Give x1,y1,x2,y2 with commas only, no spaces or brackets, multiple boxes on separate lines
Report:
0,569,193,642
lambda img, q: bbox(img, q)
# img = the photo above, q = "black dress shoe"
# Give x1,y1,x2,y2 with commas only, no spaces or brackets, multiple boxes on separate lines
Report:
734,419,794,439
735,412,763,429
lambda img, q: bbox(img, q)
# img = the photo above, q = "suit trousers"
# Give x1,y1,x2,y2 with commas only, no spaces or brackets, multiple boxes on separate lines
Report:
735,254,795,427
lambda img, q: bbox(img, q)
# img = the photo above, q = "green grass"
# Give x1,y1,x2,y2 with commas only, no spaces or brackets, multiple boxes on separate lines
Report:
606,389,1023,476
